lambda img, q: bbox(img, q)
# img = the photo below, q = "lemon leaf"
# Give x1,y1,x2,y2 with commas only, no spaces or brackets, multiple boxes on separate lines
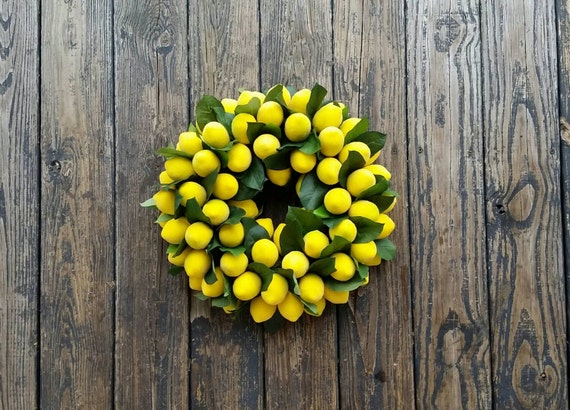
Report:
263,311,285,333
356,176,390,200
308,257,336,277
306,83,328,118
301,300,318,315
184,198,211,224
279,220,304,255
265,84,288,107
248,262,274,291
364,193,397,213
194,292,208,301
344,117,370,142
242,218,270,253
238,156,266,190
299,133,321,154
140,197,156,207
211,296,231,308
204,267,217,285
351,216,383,243
264,151,291,170
376,238,396,260
338,151,366,187
235,97,261,116
188,123,197,132
320,236,351,258
348,131,386,155
233,184,259,201
226,206,246,224
196,95,224,130
285,207,324,233
299,170,328,210
172,241,187,257
212,107,235,133
168,266,184,276
325,275,365,292
156,147,193,159
202,169,219,199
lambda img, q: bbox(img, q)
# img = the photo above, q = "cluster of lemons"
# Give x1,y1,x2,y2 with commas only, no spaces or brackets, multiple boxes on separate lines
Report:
143,84,397,327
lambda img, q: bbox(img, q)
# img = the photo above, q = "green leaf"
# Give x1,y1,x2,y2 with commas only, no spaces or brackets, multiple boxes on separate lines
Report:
204,267,217,285
246,122,266,144
140,197,156,207
174,190,183,212
167,243,178,254
188,123,197,132
279,220,305,255
338,151,366,187
320,236,351,258
325,275,365,292
156,147,194,159
306,83,328,118
299,133,321,154
235,97,262,116
356,263,369,280
312,205,332,219
308,257,336,277
264,151,292,170
194,292,209,301
233,184,259,200
301,299,318,315
242,218,270,253
248,262,275,291
376,238,396,261
196,95,224,131
184,198,211,224
344,117,370,142
237,156,266,190
356,176,390,200
156,213,173,224
321,215,347,229
168,265,184,276
263,311,284,333
285,207,324,234
212,107,235,132
218,245,246,256
172,241,187,257
351,216,383,243
211,296,231,308
202,170,219,199
348,131,386,155
226,206,246,224
373,194,398,213
341,104,349,120
264,84,288,107
299,170,328,210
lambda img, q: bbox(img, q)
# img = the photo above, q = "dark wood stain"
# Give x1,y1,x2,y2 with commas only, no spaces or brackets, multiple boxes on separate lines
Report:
0,1,568,409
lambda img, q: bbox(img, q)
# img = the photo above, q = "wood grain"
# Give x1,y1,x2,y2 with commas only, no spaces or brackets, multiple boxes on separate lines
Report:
188,1,264,408
260,1,338,408
334,0,415,408
39,1,114,408
0,1,39,409
482,0,567,407
406,0,492,407
114,1,189,408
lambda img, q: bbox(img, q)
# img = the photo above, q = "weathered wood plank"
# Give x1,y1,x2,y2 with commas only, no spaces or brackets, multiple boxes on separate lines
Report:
482,1,567,407
39,1,114,408
0,1,39,409
406,0,492,407
114,1,189,408
334,0,415,407
260,1,338,409
188,1,264,408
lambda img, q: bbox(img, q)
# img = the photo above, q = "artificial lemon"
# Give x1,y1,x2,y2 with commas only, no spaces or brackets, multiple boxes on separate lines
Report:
233,271,262,301
184,221,213,249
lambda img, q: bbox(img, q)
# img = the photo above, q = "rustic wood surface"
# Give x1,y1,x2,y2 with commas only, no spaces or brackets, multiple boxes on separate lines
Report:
0,0,568,409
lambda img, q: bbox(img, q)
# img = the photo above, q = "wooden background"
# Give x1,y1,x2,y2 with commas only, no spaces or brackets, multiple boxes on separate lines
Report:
1,0,568,408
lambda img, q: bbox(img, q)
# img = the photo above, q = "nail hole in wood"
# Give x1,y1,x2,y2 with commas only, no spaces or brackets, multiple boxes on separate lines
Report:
496,204,506,214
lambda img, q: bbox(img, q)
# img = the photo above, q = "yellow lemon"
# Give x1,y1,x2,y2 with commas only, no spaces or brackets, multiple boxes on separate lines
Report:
303,230,330,259
316,157,342,185
227,143,252,173
250,296,277,323
324,287,349,304
346,168,376,197
167,246,191,267
201,267,225,297
213,173,239,200
351,241,379,266
295,175,304,196
318,126,345,157
233,271,262,301
339,117,361,135
164,156,194,180
324,188,352,215
376,213,396,239
330,252,356,281
251,238,279,267
298,273,325,304
267,168,292,186
192,149,221,177
367,150,381,165
261,273,289,305
220,251,249,277
161,217,190,244
290,150,317,174
177,131,203,155
256,218,274,237
189,275,203,291
231,113,257,144
278,292,304,322
312,103,343,133
202,199,230,226
228,199,259,218
159,171,174,185
221,98,238,113
178,181,207,206
272,223,286,253
237,90,265,106
328,219,357,241
306,297,326,316
284,112,312,142
253,133,280,160
348,200,380,221
365,164,391,181
201,121,230,149
257,101,284,126
184,249,212,278
184,221,213,249
218,222,245,248
338,141,371,163
287,88,311,114
153,190,176,214
281,250,310,278
267,84,292,105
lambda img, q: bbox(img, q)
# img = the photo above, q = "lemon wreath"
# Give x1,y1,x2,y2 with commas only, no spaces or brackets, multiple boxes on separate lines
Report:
142,84,397,329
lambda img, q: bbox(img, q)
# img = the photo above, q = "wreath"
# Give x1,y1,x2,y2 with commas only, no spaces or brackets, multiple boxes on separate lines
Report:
142,84,397,329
